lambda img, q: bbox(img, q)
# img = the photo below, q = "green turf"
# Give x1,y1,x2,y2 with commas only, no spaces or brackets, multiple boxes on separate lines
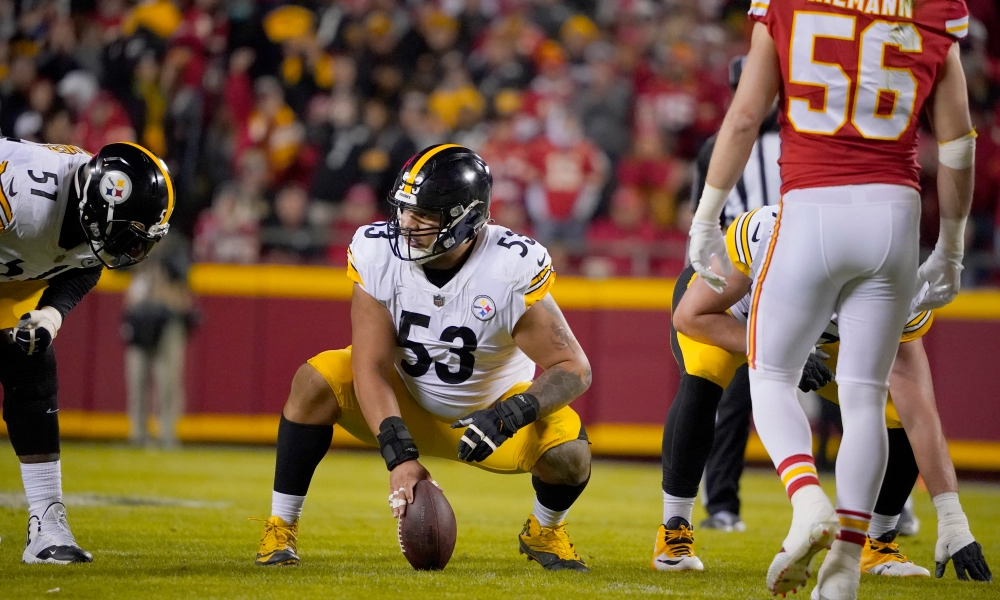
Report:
0,441,997,599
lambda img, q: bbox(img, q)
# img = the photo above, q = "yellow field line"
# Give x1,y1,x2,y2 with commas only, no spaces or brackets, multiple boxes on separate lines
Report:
4,413,1000,470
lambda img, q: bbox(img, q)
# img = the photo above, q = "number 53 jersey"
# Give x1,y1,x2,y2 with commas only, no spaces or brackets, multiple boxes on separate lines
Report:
750,0,969,194
346,222,555,420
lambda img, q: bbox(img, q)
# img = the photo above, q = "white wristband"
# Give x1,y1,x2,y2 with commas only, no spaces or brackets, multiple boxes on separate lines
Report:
938,130,976,170
693,184,731,224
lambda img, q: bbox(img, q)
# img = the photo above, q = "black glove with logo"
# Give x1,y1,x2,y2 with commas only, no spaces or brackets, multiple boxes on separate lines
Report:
450,393,540,463
799,349,834,392
936,541,993,582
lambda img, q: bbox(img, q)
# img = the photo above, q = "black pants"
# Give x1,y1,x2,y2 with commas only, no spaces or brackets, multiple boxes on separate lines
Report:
0,340,61,456
702,365,753,516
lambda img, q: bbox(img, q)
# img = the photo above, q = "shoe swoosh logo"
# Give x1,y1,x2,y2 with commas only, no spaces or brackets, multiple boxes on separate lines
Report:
656,558,684,565
46,408,59,413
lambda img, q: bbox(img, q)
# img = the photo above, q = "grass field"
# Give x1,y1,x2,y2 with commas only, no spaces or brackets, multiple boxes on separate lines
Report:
0,441,997,599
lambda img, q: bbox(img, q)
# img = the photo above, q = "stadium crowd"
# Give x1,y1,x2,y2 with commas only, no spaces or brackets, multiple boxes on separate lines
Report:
1,0,999,281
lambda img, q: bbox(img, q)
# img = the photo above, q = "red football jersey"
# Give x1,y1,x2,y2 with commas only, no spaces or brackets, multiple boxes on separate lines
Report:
750,0,969,194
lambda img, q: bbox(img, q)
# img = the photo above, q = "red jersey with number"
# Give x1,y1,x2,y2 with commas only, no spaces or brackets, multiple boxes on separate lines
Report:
749,0,969,194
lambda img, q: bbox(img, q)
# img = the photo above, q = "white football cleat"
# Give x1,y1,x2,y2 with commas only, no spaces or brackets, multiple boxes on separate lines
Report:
861,529,929,577
767,490,837,596
22,502,93,564
812,540,861,600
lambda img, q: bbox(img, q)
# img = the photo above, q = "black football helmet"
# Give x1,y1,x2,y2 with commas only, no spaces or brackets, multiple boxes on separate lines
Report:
75,142,173,269
387,144,492,263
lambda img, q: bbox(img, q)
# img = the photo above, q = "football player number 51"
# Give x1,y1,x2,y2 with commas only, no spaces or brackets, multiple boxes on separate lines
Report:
788,13,921,140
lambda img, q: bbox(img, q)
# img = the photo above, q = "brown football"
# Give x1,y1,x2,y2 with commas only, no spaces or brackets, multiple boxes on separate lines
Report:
397,480,457,570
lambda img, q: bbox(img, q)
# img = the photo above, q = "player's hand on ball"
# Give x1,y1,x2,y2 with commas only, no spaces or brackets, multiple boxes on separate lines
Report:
688,219,732,294
911,249,963,313
388,460,434,519
798,349,834,392
450,394,539,463
12,307,62,355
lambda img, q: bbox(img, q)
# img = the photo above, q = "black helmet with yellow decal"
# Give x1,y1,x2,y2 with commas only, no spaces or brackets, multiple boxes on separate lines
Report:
387,143,492,263
75,142,173,269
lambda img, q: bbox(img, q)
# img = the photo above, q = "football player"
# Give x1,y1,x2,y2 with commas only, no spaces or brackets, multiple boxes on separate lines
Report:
657,207,991,583
0,138,173,563
687,1,976,597
255,144,593,571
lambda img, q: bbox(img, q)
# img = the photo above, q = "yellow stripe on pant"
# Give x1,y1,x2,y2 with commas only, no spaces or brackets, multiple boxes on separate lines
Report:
0,281,49,329
306,347,585,474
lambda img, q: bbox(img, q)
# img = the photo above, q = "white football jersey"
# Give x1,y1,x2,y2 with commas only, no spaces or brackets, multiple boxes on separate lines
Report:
724,207,932,343
0,139,99,281
347,222,554,420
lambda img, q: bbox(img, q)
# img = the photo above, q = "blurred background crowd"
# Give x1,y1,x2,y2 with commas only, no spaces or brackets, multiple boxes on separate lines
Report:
1,0,999,282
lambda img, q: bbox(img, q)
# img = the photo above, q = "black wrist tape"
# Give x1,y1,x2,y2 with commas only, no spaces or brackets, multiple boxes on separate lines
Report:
377,416,419,471
496,393,540,433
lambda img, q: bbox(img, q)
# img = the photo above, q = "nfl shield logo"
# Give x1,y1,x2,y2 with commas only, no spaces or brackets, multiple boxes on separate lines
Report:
472,295,496,321
434,294,445,307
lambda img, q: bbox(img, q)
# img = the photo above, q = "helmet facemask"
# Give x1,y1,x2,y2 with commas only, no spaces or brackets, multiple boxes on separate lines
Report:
387,192,486,264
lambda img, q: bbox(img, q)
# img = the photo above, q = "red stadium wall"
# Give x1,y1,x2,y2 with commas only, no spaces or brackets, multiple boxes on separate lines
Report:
4,265,1000,469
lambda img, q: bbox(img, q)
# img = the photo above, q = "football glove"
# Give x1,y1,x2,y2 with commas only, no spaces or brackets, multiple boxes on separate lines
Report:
799,349,834,392
911,249,963,313
935,510,992,581
688,219,731,294
450,393,540,463
12,307,62,355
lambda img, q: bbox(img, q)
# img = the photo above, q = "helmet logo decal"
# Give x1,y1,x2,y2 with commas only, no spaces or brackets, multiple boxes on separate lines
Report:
100,170,132,204
472,295,496,321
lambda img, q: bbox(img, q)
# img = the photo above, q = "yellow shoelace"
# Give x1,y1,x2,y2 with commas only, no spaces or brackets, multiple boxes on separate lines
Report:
249,517,297,555
538,524,581,560
664,525,695,557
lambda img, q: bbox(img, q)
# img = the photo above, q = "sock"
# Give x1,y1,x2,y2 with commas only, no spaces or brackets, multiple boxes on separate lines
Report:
777,454,820,499
872,427,919,521
271,491,306,524
868,513,899,539
836,508,871,546
21,460,62,517
662,491,695,525
531,475,589,527
272,415,333,497
661,374,725,498
833,382,889,524
749,369,816,491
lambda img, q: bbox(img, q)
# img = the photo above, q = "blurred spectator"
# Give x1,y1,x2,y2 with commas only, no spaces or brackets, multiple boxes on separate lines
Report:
523,108,608,250
327,183,380,265
234,76,306,187
261,184,325,264
573,41,632,164
193,181,261,263
582,186,656,278
122,238,196,449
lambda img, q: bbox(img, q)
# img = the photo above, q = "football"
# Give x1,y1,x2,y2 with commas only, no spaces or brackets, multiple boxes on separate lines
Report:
397,480,457,570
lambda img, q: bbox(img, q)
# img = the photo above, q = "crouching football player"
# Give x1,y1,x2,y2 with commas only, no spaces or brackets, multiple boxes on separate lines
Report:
255,145,592,571
657,206,990,581
0,138,173,563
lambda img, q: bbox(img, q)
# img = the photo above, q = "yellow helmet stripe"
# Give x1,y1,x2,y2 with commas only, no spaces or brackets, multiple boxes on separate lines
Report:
120,142,174,224
402,143,461,194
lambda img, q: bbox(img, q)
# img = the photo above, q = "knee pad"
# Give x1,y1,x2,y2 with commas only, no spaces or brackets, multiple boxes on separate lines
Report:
2,350,60,456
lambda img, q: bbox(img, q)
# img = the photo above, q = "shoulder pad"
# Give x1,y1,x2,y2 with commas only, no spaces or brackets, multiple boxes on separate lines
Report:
490,228,554,308
347,222,392,292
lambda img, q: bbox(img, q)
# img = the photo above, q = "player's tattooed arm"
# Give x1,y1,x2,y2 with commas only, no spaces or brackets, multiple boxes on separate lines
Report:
512,295,592,417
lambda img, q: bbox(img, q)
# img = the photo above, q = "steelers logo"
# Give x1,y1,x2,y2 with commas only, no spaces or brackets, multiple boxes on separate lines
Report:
472,295,496,322
99,170,132,205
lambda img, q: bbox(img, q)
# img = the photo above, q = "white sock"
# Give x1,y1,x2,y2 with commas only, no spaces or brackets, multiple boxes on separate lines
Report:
271,491,305,524
868,512,899,539
662,491,695,525
21,460,63,518
533,496,568,527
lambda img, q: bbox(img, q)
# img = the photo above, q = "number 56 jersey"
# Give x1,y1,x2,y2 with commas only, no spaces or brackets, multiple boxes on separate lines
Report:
750,0,969,194
346,222,555,420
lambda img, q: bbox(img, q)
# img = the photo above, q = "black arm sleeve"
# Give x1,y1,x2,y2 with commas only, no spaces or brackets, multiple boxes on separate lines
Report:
37,268,102,319
689,134,718,211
